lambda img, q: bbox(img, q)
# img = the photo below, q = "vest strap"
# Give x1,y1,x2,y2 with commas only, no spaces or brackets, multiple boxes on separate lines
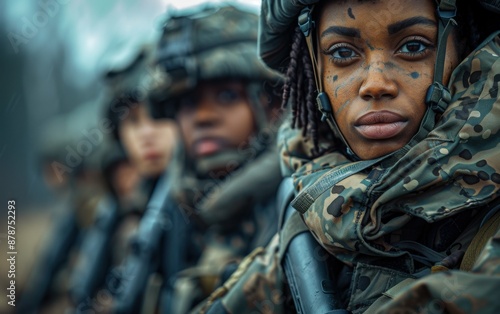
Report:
278,210,309,264
460,208,500,271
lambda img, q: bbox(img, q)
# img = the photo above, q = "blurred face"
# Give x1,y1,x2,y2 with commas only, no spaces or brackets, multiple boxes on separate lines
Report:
111,160,140,199
119,103,176,177
176,80,256,166
317,0,459,160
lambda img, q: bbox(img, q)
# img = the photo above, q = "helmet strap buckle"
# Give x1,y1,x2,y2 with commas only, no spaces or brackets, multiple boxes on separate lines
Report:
437,3,457,23
425,82,450,114
298,7,314,37
316,92,332,122
298,6,359,160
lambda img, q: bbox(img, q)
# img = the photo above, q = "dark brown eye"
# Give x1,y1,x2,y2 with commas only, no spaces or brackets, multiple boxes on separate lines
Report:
326,45,359,66
334,47,356,59
216,88,242,105
399,41,428,54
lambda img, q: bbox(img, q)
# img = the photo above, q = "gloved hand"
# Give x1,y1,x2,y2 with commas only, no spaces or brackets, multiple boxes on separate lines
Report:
259,0,320,70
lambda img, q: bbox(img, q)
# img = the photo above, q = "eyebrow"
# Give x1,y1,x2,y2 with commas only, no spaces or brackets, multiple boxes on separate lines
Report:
321,26,361,38
387,16,436,35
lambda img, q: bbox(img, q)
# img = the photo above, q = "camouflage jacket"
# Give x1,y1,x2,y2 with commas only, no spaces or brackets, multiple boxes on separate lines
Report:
167,142,282,313
201,32,500,314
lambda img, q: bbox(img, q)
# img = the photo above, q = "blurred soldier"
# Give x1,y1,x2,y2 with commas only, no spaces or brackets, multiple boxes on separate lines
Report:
146,3,284,313
68,43,178,313
19,100,108,314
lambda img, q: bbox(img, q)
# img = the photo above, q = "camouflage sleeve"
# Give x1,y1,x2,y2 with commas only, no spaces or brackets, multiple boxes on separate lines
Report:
378,228,500,314
201,235,288,314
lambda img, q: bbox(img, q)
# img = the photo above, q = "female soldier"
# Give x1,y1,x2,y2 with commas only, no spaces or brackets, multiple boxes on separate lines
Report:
146,4,284,313
67,45,178,312
202,0,500,313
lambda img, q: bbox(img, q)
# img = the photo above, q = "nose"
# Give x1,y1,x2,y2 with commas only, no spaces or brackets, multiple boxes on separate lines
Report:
138,117,156,139
359,61,399,100
193,98,221,128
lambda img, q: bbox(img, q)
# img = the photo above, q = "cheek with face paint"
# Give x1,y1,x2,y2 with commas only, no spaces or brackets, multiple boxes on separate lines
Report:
325,56,434,158
328,74,363,117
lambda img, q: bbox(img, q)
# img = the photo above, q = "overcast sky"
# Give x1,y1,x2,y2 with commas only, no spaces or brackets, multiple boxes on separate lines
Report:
3,0,261,88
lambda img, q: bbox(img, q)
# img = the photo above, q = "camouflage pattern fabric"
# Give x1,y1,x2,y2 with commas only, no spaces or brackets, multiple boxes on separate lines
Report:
152,9,284,311
199,235,287,314
169,142,282,269
290,31,500,264
167,144,281,314
149,4,282,107
202,32,500,314
166,84,283,313
377,228,500,313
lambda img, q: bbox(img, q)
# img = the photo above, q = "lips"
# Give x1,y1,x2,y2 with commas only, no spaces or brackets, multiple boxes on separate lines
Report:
143,151,163,161
354,111,408,140
192,137,229,157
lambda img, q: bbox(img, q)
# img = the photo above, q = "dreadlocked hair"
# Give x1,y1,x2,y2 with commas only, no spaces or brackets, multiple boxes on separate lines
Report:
455,1,484,59
282,26,325,156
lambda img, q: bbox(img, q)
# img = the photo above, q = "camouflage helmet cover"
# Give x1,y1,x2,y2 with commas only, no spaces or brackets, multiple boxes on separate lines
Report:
150,4,282,105
102,44,155,140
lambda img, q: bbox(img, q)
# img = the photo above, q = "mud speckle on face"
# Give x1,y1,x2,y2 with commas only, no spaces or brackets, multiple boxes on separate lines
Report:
348,8,355,20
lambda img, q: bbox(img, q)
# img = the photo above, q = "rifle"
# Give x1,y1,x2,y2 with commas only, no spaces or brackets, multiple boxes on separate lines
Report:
18,208,80,314
69,194,119,309
157,194,190,314
112,171,187,314
278,178,349,314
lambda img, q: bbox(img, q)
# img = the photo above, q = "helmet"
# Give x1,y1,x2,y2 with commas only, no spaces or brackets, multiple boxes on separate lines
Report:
102,43,155,141
148,3,282,119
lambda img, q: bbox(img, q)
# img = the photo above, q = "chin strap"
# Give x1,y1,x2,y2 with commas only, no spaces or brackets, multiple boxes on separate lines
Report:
298,6,358,160
424,1,457,120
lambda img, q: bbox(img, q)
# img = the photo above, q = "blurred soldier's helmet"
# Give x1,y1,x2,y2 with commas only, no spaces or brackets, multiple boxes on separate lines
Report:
149,3,282,119
102,44,155,141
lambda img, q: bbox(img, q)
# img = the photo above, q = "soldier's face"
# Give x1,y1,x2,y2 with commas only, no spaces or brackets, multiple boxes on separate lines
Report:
317,0,459,160
119,103,177,177
176,80,256,166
